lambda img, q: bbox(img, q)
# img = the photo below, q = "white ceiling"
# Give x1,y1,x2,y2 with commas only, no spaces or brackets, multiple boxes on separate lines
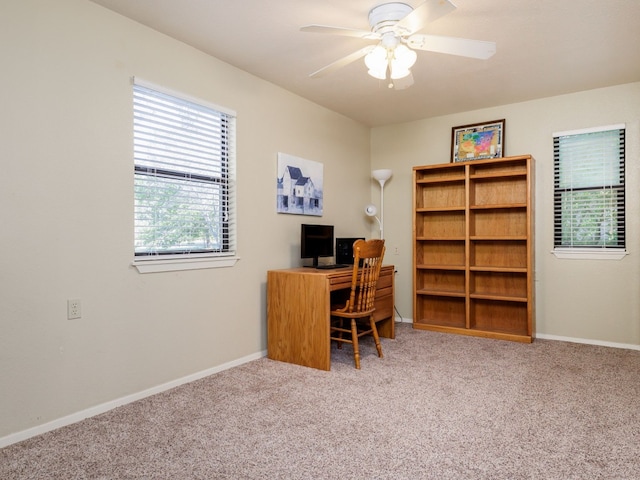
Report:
89,0,640,127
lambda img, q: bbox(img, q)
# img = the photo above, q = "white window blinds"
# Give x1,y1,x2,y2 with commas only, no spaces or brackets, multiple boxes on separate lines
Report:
133,80,236,257
553,125,625,249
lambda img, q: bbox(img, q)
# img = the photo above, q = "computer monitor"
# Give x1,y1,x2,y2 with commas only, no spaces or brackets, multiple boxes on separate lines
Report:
301,224,334,267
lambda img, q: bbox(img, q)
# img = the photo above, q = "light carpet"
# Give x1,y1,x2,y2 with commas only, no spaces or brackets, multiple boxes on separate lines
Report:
2,323,639,479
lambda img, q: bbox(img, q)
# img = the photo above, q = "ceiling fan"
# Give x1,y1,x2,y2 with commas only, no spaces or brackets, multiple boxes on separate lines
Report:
301,0,496,89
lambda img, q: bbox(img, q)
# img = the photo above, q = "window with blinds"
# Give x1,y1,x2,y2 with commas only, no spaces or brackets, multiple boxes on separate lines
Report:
553,125,625,250
133,80,236,258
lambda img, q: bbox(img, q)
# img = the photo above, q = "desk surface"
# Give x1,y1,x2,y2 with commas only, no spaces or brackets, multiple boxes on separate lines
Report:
275,266,351,273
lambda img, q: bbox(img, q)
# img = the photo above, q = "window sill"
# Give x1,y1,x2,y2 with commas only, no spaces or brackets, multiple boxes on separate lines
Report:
132,255,240,273
552,248,627,260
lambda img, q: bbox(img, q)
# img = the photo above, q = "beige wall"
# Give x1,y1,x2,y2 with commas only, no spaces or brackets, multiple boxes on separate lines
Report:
372,82,640,346
0,0,371,440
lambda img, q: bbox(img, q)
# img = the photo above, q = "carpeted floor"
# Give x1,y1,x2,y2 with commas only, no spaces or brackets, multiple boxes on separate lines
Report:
2,323,640,479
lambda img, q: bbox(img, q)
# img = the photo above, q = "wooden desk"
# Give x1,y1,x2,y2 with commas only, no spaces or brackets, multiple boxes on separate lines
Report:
267,265,395,370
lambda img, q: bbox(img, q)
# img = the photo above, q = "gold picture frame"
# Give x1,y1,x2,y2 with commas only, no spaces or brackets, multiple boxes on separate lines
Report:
451,119,505,163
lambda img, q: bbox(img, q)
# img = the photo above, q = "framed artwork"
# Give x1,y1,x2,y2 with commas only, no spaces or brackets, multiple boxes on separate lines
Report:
276,152,324,216
451,119,505,163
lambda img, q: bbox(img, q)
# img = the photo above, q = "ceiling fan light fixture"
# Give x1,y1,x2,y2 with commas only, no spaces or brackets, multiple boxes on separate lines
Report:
390,66,411,80
390,44,416,79
368,67,388,80
365,44,388,79
394,44,417,68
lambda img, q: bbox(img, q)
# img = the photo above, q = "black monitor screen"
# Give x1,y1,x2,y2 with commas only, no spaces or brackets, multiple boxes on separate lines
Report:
301,224,334,267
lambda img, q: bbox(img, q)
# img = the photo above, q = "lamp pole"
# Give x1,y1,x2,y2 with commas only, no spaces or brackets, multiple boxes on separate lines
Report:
371,169,392,240
379,182,386,239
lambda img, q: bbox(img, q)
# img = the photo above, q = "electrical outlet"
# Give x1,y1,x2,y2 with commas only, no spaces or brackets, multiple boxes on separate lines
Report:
67,299,81,320
394,246,399,255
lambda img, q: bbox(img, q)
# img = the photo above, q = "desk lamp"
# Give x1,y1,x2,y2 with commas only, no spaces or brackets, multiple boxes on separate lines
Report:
365,169,392,239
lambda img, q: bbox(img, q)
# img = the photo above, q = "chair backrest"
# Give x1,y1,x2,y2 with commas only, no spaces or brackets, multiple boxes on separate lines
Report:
344,239,386,314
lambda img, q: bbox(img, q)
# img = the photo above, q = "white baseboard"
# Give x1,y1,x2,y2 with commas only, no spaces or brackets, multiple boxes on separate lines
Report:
536,333,640,351
397,317,639,351
0,350,267,449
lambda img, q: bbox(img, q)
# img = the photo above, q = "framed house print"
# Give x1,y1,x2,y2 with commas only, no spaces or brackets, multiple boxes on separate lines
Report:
451,119,505,162
276,153,323,216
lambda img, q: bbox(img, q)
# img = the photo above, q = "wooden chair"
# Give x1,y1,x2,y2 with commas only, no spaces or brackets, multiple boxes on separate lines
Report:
330,239,386,369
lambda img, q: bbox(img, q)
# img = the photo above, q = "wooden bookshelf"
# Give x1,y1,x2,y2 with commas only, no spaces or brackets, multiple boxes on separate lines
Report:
413,155,534,342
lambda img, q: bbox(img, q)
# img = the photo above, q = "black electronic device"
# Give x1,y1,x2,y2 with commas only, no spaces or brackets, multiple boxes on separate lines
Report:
335,237,365,265
301,224,334,268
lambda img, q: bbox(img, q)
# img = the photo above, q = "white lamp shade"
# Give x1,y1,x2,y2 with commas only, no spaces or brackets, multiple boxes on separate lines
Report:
368,66,387,80
364,204,377,216
365,45,388,80
394,45,417,69
372,169,393,184
390,66,411,79
390,45,416,79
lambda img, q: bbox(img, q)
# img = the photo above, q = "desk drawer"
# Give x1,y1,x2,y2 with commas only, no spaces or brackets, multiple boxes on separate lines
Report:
329,277,352,290
329,266,393,293
376,286,393,300
329,268,392,283
374,295,393,320
377,274,393,290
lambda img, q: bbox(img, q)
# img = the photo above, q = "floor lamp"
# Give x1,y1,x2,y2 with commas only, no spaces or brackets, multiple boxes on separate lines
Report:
365,169,393,239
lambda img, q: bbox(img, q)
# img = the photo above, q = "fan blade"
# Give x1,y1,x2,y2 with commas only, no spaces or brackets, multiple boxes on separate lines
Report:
407,34,496,59
301,24,378,40
395,0,456,36
309,45,375,78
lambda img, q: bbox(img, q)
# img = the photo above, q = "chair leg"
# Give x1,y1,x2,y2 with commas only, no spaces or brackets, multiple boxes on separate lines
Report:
350,318,360,369
370,316,383,359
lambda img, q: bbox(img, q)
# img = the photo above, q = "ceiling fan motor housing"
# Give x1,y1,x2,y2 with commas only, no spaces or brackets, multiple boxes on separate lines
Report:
368,2,413,36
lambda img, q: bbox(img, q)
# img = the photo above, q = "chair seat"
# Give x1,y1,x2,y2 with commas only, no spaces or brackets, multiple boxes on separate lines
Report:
330,307,375,320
